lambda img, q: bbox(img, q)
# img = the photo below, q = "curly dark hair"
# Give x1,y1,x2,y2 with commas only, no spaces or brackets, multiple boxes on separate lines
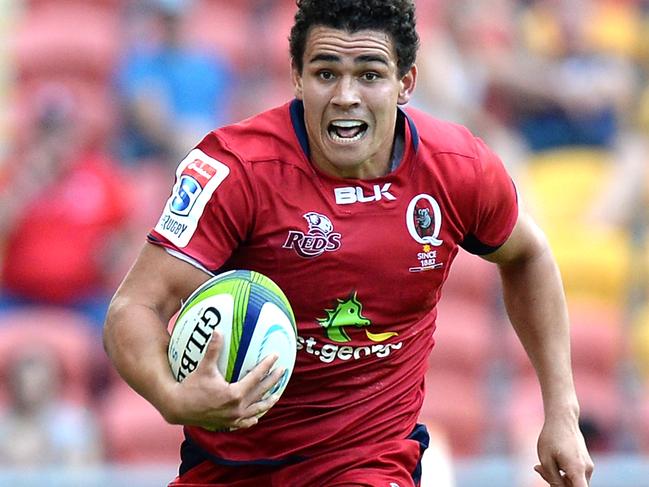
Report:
289,0,419,78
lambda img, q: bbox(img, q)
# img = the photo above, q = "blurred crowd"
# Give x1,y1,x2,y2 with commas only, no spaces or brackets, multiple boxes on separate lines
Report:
0,0,647,485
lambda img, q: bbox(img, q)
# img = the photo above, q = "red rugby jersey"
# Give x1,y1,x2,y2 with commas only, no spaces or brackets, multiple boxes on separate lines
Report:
148,100,518,463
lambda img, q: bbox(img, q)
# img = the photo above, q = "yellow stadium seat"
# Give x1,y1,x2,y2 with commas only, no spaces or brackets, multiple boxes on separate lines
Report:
519,148,613,227
586,0,642,58
544,224,632,306
517,149,634,306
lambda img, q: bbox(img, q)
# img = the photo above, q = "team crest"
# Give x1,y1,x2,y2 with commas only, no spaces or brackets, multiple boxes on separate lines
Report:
406,194,443,245
282,212,342,258
406,194,445,272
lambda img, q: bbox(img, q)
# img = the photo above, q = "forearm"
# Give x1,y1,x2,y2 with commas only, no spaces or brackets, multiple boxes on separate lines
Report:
487,214,593,483
498,242,579,416
103,295,179,421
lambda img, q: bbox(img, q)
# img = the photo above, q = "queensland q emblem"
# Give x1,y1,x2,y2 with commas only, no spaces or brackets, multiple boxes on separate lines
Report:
406,194,443,246
170,175,202,216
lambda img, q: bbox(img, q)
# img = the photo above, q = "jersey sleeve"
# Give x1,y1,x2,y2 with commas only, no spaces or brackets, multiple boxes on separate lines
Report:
460,137,518,255
147,132,256,272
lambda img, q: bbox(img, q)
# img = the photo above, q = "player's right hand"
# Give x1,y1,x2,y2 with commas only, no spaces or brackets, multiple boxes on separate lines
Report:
164,332,285,431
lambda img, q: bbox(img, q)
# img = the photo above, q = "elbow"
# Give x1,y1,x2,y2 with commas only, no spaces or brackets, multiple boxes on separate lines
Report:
102,294,130,358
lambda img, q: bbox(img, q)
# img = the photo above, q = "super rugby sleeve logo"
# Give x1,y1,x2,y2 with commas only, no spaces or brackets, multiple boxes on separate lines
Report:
282,212,342,258
155,149,230,248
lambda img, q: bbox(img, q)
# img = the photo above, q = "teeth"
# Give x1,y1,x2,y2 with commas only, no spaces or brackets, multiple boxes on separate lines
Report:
328,119,368,143
331,120,364,128
330,129,365,143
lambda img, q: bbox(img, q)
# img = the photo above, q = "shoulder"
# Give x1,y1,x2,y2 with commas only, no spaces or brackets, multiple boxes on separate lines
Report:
203,102,301,165
405,107,508,186
404,106,479,160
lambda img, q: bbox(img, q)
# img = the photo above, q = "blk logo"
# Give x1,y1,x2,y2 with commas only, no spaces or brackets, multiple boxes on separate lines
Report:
334,183,396,205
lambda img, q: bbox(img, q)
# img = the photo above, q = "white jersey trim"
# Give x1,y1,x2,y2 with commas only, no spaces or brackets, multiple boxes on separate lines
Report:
163,248,215,276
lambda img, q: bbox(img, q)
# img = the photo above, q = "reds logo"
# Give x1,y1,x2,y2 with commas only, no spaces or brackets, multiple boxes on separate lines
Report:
283,212,342,258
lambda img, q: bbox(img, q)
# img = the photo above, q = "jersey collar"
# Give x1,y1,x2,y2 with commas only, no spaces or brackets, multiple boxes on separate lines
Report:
288,99,420,165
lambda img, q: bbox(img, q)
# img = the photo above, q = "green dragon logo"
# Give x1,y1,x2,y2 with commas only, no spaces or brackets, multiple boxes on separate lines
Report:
317,292,398,343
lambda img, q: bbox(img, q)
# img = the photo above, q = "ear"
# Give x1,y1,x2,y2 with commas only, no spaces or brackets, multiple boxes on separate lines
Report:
397,64,417,105
291,62,304,100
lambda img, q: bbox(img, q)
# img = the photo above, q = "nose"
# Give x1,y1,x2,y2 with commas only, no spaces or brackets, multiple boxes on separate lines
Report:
331,76,360,109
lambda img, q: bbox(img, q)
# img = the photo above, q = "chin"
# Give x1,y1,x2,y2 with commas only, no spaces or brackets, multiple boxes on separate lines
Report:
328,151,367,167
327,140,370,157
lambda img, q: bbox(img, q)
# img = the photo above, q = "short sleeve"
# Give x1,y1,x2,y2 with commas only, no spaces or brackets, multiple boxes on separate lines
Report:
460,137,518,255
147,133,256,271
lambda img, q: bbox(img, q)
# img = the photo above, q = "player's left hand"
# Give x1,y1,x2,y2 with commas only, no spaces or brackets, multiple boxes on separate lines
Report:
534,412,594,486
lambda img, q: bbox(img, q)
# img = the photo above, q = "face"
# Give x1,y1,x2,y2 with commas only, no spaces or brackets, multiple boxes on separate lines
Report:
292,26,417,179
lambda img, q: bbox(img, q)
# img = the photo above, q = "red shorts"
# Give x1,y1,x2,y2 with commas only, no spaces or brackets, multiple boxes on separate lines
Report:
169,424,429,487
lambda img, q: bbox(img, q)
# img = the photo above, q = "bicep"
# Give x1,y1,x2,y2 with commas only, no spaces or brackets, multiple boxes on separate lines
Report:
114,242,213,322
480,210,549,266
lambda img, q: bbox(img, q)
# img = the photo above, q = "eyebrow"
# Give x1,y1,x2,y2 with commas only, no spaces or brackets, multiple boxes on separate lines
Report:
308,53,389,66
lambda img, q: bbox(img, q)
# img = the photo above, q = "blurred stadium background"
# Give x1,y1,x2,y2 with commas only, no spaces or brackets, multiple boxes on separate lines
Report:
0,0,647,485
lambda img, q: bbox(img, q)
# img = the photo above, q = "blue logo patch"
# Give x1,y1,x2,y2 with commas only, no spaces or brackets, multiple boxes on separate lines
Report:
170,175,201,216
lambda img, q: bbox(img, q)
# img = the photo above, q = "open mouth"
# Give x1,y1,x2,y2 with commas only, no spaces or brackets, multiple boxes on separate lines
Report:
328,120,368,143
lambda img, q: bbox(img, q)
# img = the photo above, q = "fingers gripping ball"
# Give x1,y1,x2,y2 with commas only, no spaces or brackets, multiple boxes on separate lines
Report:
168,270,297,405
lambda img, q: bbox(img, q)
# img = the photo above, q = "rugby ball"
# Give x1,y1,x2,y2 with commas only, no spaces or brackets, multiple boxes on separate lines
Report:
168,270,297,402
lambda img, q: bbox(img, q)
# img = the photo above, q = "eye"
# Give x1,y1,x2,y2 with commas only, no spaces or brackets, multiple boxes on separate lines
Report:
362,72,380,82
318,70,335,81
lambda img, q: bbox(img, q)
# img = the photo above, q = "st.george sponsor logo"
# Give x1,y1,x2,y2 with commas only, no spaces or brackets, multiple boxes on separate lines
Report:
283,212,341,258
299,292,402,364
297,336,403,364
